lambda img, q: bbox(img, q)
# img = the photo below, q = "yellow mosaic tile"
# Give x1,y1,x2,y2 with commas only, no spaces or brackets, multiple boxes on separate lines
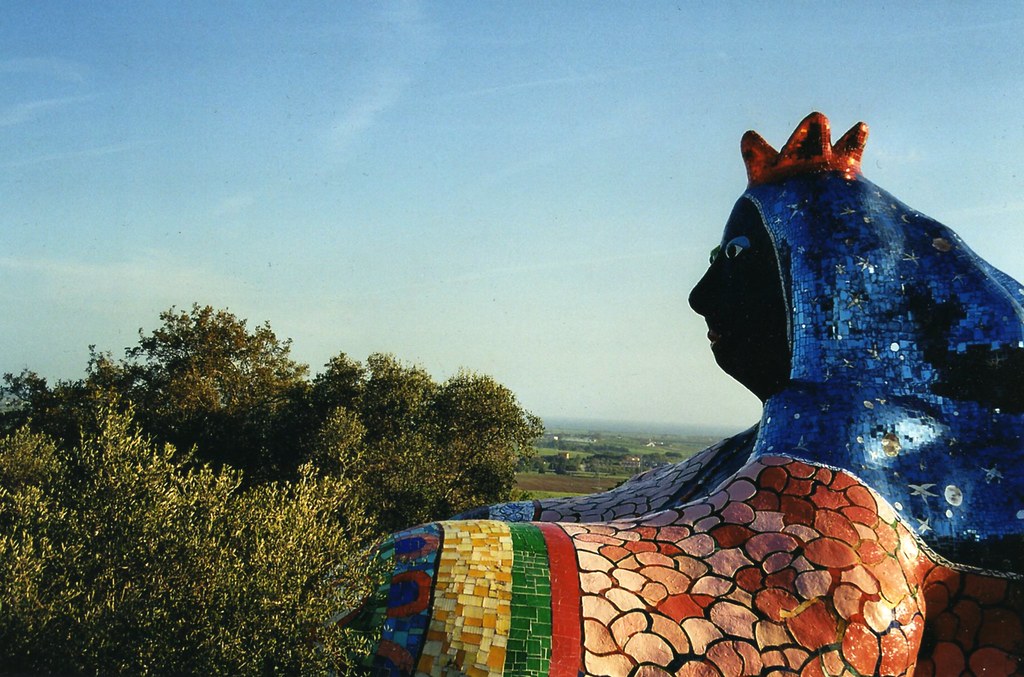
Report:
416,520,514,676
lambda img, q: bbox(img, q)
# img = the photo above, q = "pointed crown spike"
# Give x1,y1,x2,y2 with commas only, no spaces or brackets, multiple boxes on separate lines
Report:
742,112,869,187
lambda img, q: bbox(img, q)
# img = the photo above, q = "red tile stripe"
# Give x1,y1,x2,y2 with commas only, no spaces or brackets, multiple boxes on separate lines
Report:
537,522,582,677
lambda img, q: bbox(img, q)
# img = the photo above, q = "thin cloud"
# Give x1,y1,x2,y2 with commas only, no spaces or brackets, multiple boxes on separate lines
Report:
328,0,440,153
0,57,87,83
331,70,410,150
0,254,244,302
2,142,137,169
212,192,257,217
0,95,94,127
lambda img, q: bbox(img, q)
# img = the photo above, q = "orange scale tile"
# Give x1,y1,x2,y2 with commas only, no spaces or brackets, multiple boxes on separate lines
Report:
798,658,827,677
615,554,643,571
676,533,715,558
841,621,880,675
928,641,966,676
844,484,877,510
655,542,683,557
655,526,692,542
674,661,721,677
874,558,912,603
832,582,868,621
577,532,625,546
819,649,845,677
759,466,789,492
754,587,800,622
710,524,755,549
581,570,614,594
953,598,983,647
721,500,756,525
583,618,617,655
708,601,758,640
638,550,686,569
892,595,921,626
735,638,766,674
658,593,708,620
705,639,747,675
855,539,887,566
978,607,1024,650
623,631,676,665
750,489,781,511
610,610,650,646
745,531,800,562
641,581,670,605
613,568,650,593
879,626,912,674
779,495,816,526
841,565,880,596
785,599,840,649
828,471,857,491
582,594,620,626
624,540,658,554
606,586,647,613
650,612,692,654
765,568,797,590
760,649,788,669
874,524,900,554
735,566,765,593
577,551,614,574
803,536,858,569
915,659,936,677
787,461,816,479
794,569,832,600
643,565,693,594
963,572,1009,604
635,526,657,539
597,545,631,563
813,466,834,485
785,477,815,497
584,649,635,676
969,646,1020,675
808,483,850,510
812,509,860,545
839,505,880,528
707,546,754,577
681,617,725,654
931,610,959,643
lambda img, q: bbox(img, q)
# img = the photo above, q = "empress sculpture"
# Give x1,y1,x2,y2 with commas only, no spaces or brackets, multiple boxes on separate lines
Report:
335,113,1024,676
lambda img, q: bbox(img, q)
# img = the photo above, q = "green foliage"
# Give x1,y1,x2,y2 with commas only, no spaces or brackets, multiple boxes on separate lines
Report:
311,355,543,533
0,304,544,673
0,405,375,674
3,306,543,530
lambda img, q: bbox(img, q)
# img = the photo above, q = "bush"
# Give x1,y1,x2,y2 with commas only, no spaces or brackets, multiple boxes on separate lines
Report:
0,405,375,675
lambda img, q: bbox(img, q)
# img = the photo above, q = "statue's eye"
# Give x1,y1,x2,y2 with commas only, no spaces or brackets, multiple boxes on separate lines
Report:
724,236,751,259
708,245,721,265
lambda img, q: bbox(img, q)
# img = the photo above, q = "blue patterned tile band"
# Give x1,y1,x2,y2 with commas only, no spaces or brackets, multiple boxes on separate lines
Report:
746,172,1024,573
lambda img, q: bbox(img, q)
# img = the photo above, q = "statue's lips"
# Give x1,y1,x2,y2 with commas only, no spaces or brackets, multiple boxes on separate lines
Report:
707,329,721,345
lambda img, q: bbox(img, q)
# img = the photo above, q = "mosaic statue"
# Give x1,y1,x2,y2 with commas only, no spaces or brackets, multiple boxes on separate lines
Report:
337,113,1024,676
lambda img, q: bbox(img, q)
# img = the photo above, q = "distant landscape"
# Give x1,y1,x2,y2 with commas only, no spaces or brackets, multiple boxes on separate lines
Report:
516,422,729,498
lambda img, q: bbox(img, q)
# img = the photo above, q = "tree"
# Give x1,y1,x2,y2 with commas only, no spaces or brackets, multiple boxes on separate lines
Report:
2,305,543,522
0,405,376,674
0,304,545,671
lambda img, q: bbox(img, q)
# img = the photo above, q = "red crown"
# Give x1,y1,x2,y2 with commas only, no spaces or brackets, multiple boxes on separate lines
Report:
742,112,869,187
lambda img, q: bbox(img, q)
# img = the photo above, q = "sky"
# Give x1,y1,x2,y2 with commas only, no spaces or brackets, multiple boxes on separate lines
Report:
2,2,1023,431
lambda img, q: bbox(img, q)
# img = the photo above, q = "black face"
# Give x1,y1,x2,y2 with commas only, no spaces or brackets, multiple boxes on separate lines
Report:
688,198,791,401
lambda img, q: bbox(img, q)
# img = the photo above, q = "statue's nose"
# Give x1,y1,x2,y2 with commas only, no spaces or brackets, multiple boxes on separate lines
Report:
689,267,716,317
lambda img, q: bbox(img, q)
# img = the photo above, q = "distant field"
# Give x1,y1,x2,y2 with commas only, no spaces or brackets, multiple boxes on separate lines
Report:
518,425,725,497
515,472,628,497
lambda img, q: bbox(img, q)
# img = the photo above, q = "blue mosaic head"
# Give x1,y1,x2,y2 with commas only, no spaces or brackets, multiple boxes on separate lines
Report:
705,113,1024,574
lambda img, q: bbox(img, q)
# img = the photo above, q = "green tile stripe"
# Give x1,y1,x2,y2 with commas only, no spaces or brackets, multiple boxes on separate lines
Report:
506,523,553,676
